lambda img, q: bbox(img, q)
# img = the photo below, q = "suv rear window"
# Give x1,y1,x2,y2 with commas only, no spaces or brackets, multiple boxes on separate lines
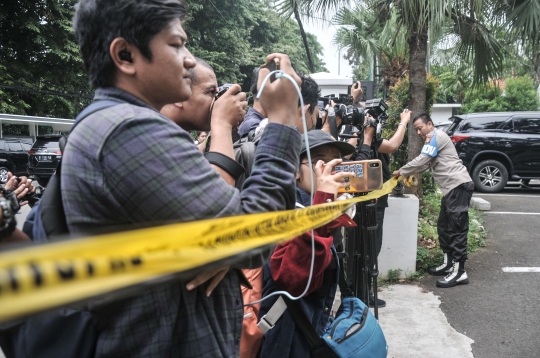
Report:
458,117,506,131
32,138,61,152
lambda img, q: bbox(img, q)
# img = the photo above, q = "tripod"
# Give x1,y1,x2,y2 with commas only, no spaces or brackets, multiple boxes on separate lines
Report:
344,198,380,319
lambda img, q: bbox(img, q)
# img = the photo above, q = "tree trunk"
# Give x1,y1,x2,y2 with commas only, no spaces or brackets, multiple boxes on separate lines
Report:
405,22,428,197
293,2,315,73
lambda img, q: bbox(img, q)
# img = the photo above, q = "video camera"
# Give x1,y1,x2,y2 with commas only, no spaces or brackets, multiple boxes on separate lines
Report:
364,98,389,137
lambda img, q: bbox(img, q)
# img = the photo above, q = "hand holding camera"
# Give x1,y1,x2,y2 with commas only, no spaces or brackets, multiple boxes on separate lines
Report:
314,159,353,197
350,81,363,103
211,83,247,130
400,108,411,126
257,53,302,127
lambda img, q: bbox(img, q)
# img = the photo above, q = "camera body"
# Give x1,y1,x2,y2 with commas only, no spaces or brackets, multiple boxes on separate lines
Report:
364,98,389,122
334,104,365,127
215,83,234,100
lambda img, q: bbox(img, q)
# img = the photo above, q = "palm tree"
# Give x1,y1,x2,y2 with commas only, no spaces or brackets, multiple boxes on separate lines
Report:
333,0,506,195
333,5,409,96
274,0,349,73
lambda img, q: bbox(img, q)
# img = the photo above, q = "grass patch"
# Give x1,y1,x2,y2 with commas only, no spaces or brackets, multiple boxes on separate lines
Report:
415,190,487,277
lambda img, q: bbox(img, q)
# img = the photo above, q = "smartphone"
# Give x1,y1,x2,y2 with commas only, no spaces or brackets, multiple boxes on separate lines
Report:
259,58,280,83
334,160,383,193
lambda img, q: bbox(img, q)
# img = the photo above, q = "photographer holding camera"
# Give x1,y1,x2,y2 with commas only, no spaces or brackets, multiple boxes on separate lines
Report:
258,130,357,358
322,82,411,307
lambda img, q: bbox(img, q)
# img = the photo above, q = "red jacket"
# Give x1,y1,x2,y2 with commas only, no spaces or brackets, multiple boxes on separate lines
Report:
270,191,356,296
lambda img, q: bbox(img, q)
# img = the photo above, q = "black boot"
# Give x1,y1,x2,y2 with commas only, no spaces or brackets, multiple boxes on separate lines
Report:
436,261,469,288
428,252,453,276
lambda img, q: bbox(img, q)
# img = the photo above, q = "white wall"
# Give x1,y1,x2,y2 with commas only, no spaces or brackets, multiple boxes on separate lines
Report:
319,85,350,97
431,104,461,125
431,107,453,125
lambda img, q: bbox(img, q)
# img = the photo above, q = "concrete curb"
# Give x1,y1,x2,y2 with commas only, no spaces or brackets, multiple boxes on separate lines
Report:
471,197,491,211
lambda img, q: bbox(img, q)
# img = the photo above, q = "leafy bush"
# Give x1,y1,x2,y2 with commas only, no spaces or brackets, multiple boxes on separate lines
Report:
503,76,540,111
384,74,440,171
422,172,436,196
461,76,539,114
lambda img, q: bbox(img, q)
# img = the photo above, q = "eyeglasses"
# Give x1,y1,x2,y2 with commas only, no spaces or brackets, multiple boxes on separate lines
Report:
300,158,340,170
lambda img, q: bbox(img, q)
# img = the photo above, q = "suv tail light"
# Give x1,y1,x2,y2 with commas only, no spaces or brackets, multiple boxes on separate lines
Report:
54,151,62,154
28,150,36,154
451,135,470,144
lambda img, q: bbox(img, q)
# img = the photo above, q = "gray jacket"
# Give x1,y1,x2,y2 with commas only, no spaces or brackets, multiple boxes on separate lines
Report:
400,130,472,196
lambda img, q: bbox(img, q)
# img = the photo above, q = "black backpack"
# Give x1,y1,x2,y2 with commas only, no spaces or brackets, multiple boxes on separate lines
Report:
23,100,121,242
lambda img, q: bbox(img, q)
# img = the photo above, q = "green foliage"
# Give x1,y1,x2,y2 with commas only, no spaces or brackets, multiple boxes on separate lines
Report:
0,0,92,118
503,76,540,111
461,76,539,114
1,0,327,117
383,74,440,171
386,269,402,284
421,171,436,196
415,191,487,272
183,0,327,87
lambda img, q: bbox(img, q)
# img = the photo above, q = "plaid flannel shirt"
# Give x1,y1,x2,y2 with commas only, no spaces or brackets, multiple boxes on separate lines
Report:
61,87,301,357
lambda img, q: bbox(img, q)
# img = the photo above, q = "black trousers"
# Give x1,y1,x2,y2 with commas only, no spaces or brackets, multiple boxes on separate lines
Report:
437,182,474,262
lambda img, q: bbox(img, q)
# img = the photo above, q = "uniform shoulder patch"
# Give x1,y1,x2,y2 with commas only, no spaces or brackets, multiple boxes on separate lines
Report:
421,131,438,157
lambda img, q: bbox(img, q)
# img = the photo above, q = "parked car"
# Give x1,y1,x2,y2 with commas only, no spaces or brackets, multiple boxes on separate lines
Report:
435,121,452,133
0,139,33,183
446,112,540,192
27,135,63,185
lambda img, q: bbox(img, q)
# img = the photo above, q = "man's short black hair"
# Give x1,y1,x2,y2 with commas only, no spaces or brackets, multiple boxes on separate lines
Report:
300,75,320,115
249,67,260,97
189,57,214,86
413,113,433,125
73,0,188,89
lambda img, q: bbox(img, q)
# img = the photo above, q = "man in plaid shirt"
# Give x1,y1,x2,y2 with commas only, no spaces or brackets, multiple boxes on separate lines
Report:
65,1,303,356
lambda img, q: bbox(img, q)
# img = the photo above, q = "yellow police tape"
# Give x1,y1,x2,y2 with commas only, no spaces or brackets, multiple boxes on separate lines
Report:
0,177,401,322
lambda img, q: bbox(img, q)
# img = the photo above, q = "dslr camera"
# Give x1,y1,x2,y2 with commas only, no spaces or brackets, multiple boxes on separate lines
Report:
215,83,234,100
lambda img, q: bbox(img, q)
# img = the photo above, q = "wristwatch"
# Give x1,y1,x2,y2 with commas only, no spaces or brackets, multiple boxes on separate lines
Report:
0,197,16,240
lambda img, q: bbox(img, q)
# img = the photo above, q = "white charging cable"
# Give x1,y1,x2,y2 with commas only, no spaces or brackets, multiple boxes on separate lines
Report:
245,69,317,305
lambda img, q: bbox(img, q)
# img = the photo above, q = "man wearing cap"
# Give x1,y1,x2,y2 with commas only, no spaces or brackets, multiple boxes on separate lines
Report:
258,130,356,357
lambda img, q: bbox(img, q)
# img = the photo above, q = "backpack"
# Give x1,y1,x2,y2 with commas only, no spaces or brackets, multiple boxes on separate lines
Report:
3,100,122,358
233,127,265,357
23,100,121,242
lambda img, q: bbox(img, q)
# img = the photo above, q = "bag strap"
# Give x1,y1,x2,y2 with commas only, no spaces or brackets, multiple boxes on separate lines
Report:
282,297,337,358
41,100,121,238
59,100,122,153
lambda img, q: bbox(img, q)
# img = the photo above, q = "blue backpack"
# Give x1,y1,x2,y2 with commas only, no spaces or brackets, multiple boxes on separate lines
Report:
23,100,120,242
282,269,388,358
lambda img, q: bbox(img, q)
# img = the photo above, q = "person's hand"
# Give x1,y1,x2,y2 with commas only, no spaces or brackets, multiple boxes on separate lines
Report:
400,109,411,126
393,170,401,178
351,81,363,103
16,176,35,207
313,159,352,197
3,173,18,191
257,53,302,126
186,266,230,297
211,84,247,130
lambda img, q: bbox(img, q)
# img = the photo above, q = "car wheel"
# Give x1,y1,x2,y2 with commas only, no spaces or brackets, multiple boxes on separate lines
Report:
472,160,508,193
0,167,9,184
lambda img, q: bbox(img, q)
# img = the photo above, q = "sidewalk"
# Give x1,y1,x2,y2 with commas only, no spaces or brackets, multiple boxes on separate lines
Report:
378,284,474,358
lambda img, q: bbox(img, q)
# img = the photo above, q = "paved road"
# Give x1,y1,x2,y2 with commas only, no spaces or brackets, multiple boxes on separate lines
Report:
422,183,540,358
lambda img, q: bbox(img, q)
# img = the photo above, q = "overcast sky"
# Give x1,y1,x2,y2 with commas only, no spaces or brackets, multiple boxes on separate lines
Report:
304,20,353,77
